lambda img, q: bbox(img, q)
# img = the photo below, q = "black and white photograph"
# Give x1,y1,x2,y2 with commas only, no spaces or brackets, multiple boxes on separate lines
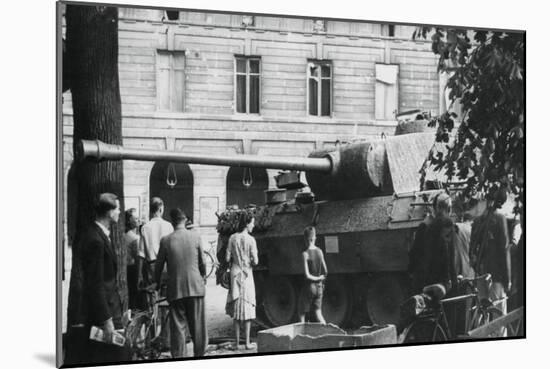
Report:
56,0,527,366
53,0,529,367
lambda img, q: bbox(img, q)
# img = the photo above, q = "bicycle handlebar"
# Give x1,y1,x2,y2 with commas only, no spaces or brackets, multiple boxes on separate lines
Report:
440,293,477,305
459,273,492,284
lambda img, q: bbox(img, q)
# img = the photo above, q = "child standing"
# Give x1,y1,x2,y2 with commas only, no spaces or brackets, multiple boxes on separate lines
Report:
298,226,328,324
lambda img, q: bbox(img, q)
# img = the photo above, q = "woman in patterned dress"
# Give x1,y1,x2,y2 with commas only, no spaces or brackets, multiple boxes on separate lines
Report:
225,213,258,350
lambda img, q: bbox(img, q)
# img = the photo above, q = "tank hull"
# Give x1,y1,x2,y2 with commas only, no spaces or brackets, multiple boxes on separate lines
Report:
253,191,436,328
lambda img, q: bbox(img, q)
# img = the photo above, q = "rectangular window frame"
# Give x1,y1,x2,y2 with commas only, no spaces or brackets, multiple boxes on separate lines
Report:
156,50,186,112
307,60,333,117
234,55,261,115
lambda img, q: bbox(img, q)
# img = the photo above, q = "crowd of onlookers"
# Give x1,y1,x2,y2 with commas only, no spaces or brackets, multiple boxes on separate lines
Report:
405,188,524,334
65,187,524,365
124,198,329,356
66,193,332,365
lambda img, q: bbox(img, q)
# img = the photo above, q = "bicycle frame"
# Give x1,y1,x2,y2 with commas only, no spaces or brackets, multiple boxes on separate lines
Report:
204,240,220,278
403,291,478,343
150,295,170,338
403,274,508,343
441,293,477,338
461,274,508,333
207,240,217,255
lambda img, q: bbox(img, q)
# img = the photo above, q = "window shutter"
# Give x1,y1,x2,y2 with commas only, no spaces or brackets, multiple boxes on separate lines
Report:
173,53,185,112
157,52,171,111
375,64,399,120
156,51,185,112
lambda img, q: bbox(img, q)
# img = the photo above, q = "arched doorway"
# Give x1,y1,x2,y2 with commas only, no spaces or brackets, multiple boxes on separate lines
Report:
149,162,194,223
226,167,268,208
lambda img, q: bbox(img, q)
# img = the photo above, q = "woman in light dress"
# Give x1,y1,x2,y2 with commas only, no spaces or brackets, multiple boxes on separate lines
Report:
225,213,258,350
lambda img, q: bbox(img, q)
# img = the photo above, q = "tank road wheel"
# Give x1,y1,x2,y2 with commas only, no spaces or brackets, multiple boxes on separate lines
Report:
366,274,408,325
263,276,297,326
322,275,352,328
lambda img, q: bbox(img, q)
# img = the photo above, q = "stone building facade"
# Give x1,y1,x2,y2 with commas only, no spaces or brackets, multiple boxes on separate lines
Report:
61,8,443,274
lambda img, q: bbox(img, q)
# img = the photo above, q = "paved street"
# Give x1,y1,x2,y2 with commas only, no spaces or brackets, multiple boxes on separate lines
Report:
204,274,233,338
190,275,260,356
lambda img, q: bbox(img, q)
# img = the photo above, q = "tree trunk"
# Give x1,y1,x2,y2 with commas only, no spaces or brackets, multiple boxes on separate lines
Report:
65,4,126,342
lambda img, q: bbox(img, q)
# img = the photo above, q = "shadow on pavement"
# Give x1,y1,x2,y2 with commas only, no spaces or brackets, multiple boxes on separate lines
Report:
34,353,56,366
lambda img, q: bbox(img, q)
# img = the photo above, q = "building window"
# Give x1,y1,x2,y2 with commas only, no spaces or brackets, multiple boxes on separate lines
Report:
382,24,396,37
235,56,261,114
156,51,185,112
241,15,255,28
313,19,326,33
375,64,399,120
308,61,332,117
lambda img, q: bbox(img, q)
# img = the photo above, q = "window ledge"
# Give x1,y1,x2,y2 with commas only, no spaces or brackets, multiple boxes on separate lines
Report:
62,109,398,128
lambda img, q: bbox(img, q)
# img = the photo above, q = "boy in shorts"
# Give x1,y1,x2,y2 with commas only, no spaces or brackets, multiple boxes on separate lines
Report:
298,226,328,324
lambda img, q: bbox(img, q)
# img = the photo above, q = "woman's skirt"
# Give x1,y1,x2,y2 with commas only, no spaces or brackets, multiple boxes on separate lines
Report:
226,266,256,321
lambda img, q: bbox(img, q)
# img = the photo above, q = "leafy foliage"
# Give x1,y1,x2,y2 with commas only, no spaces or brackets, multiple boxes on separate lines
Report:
414,28,525,206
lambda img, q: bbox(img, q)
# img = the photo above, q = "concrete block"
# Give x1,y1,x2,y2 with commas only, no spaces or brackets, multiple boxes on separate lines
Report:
257,323,397,353
352,324,397,346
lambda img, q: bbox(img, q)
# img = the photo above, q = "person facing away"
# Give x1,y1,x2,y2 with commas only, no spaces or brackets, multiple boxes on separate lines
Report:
154,208,208,358
408,205,435,294
421,193,457,296
137,197,174,285
453,213,475,280
448,212,476,336
470,188,510,314
298,226,328,324
81,193,128,364
124,208,141,309
225,212,258,350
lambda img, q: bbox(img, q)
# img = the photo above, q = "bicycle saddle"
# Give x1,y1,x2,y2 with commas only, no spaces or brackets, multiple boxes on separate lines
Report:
422,283,447,302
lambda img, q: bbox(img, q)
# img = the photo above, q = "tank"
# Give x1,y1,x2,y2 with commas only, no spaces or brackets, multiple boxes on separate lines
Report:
78,124,442,328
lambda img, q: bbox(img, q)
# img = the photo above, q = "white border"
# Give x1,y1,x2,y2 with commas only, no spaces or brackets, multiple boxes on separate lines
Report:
1,0,545,368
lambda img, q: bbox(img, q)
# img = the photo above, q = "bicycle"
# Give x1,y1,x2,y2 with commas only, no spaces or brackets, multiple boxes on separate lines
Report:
125,284,171,360
402,274,507,343
203,240,220,279
463,274,509,338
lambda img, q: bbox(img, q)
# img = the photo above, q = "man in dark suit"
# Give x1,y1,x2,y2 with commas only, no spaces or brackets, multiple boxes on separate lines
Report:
81,192,128,363
154,208,208,358
410,193,457,295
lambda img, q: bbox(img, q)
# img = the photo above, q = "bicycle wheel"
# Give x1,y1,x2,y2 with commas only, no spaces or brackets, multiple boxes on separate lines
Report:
403,319,448,344
204,251,216,278
126,313,154,360
480,306,506,337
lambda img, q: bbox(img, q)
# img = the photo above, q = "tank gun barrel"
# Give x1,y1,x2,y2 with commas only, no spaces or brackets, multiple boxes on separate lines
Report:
79,131,435,201
78,139,333,173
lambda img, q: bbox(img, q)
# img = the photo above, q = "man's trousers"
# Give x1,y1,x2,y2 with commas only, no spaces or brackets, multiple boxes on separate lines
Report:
169,296,208,358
